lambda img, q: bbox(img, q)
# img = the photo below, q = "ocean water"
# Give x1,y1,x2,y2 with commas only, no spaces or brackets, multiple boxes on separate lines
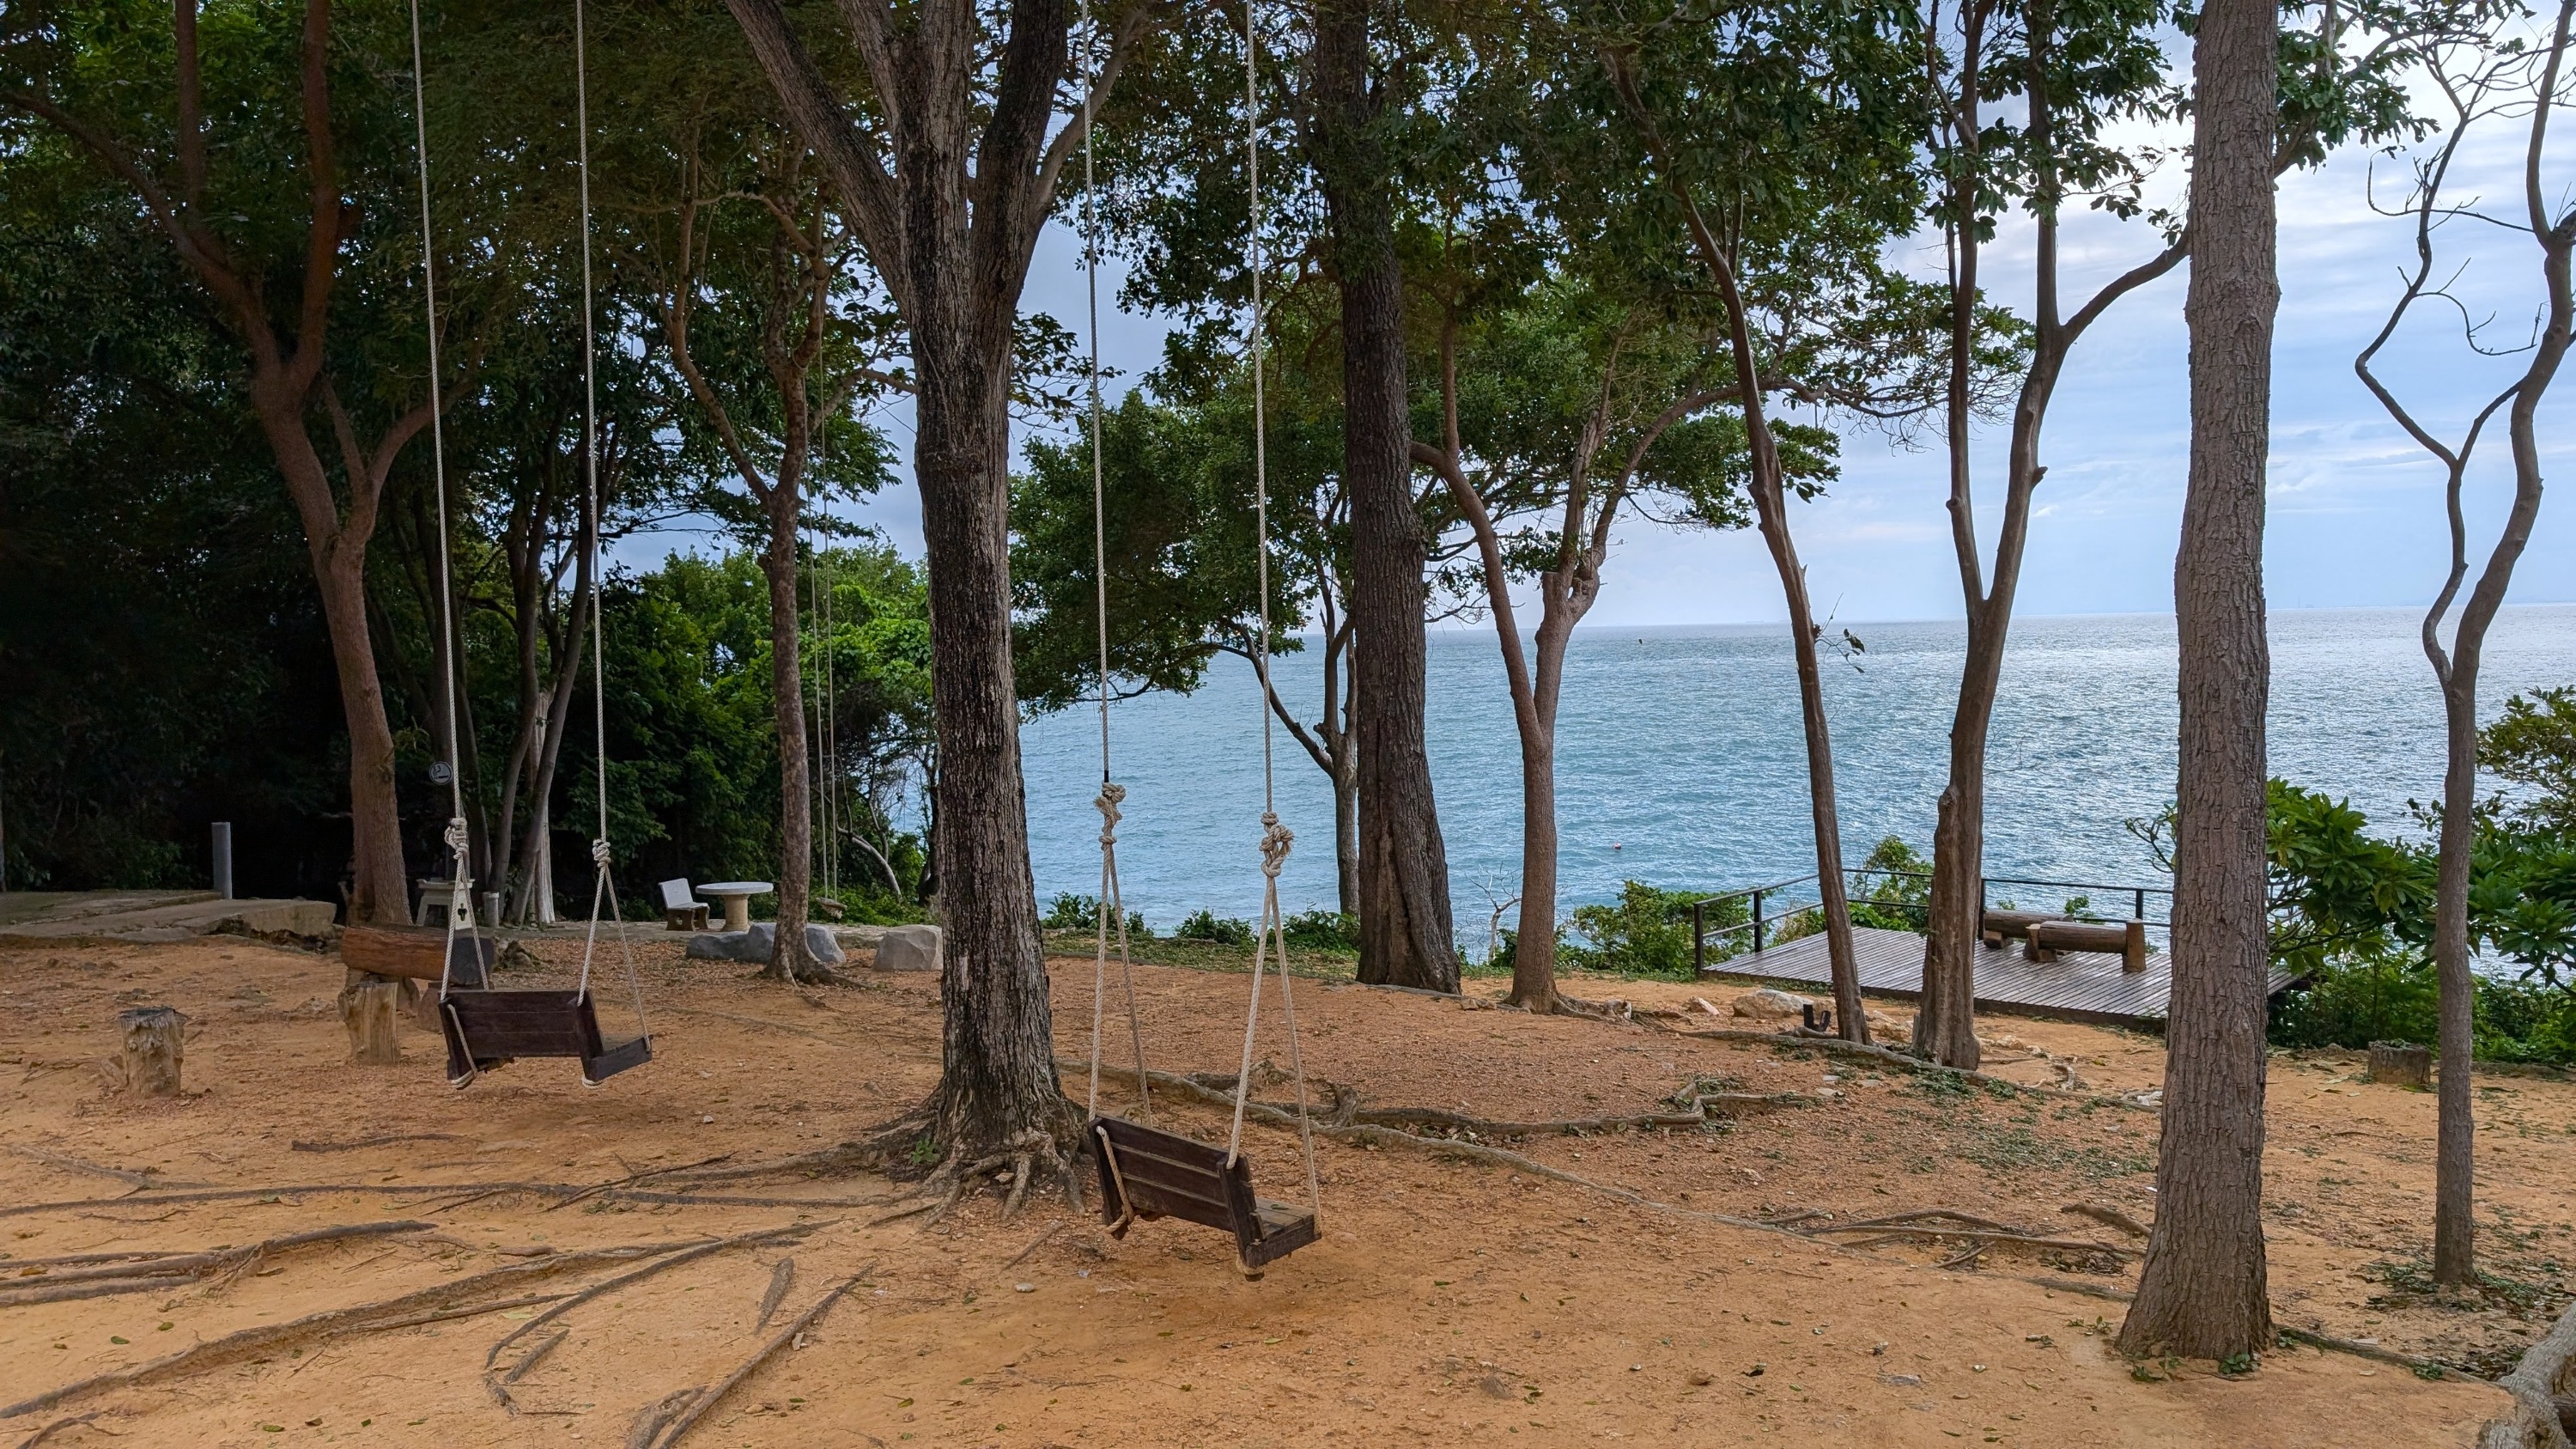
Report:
1018,605,2576,932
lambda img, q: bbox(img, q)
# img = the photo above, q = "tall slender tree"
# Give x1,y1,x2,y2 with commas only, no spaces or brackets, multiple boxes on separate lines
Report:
720,0,1156,1170
2118,0,2280,1360
2352,0,2575,1286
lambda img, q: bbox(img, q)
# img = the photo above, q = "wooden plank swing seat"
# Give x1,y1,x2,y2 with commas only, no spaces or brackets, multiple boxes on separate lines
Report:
439,989,650,1089
1089,1116,1317,1276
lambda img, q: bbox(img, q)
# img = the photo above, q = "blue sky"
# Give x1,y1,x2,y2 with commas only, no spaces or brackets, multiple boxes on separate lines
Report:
625,95,2576,630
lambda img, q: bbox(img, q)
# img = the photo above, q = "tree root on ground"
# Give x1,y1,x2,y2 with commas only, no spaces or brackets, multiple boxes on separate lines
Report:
0,1219,434,1307
1,1181,882,1223
483,1221,820,1413
5,1146,209,1190
645,1269,868,1448
1800,1208,2137,1261
1640,1026,2161,1111
0,1238,709,1422
1125,1060,1807,1141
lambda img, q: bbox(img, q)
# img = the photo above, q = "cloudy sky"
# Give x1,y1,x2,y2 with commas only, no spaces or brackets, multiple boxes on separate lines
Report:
635,76,2576,630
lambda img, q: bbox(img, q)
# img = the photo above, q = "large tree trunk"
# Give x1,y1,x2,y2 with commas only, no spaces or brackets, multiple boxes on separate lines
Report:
1314,0,1458,993
762,486,825,983
1333,737,1360,919
914,351,1067,1156
2118,0,2279,1359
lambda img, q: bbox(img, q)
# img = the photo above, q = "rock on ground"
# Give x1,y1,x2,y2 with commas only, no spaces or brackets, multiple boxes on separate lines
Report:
683,922,845,965
1730,987,1811,1020
873,923,943,973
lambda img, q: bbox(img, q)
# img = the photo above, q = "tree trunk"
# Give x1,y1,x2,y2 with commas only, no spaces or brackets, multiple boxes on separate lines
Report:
762,489,825,983
1314,0,1457,993
1511,609,1579,1013
1334,736,1360,919
1919,625,2002,1068
1760,525,1867,1043
914,350,1069,1157
2118,0,2278,1359
292,462,410,928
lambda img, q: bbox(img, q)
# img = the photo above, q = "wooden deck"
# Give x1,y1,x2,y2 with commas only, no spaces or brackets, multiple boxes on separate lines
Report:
1703,924,2300,1027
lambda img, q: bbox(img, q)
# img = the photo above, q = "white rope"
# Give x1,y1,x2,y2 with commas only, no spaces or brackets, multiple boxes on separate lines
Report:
568,0,643,1027
408,0,477,995
1076,0,1152,1126
1221,0,1322,1224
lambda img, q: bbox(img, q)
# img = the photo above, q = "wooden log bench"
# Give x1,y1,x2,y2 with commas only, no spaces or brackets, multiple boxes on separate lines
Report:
341,923,497,986
2024,917,2148,972
1978,908,2058,947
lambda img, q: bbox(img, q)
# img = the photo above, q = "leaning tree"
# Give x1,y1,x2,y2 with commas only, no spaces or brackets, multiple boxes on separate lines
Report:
2352,0,2575,1287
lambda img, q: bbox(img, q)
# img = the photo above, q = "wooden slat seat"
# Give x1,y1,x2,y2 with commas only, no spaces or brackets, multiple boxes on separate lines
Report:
439,989,650,1088
1089,1116,1316,1276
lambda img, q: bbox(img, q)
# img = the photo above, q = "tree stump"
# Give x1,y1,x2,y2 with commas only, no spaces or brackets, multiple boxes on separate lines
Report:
340,970,404,1065
117,1007,187,1098
2368,1040,2432,1088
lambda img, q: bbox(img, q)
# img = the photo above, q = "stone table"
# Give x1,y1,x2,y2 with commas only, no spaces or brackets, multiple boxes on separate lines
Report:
696,880,774,934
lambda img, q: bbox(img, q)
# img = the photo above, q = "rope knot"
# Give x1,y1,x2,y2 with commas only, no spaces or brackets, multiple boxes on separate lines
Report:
1095,781,1126,846
591,837,612,868
1259,811,1292,879
442,816,470,858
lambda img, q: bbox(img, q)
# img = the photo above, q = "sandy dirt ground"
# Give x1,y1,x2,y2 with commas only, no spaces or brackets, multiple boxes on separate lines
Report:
1,932,2562,1447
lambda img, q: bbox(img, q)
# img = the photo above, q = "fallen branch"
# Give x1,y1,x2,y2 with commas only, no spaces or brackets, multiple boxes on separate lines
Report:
1,1239,706,1422
651,1269,868,1447
483,1221,820,1412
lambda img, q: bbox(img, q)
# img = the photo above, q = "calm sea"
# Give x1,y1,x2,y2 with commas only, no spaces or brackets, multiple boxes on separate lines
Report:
1018,606,2576,933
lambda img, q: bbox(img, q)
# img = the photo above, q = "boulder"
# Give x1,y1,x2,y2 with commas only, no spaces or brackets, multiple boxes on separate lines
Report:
683,922,846,965
874,923,944,973
1730,988,1811,1020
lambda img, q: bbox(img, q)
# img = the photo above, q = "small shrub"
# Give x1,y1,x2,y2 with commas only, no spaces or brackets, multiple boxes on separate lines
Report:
1850,835,1931,933
1564,881,1718,977
1175,910,1253,946
1282,909,1358,950
1042,892,1148,939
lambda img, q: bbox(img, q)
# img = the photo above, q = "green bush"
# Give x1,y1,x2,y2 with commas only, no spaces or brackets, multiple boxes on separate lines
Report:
1282,909,1358,950
1849,835,1931,933
1175,909,1253,946
1564,881,1722,977
2268,946,2576,1065
1042,892,1149,938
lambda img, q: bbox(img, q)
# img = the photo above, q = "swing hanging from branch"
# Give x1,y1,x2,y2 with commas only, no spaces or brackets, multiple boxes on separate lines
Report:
407,0,653,1088
1078,0,1321,1277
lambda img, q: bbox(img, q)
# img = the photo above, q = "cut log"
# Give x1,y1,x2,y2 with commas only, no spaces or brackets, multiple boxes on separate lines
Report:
340,972,403,1066
2368,1041,2432,1089
1978,909,2056,947
2023,919,2148,971
117,1008,185,1098
341,923,495,986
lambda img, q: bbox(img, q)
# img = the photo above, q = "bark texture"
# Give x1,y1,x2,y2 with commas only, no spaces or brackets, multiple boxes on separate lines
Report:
2118,0,2278,1359
722,0,1136,1156
1311,0,1458,992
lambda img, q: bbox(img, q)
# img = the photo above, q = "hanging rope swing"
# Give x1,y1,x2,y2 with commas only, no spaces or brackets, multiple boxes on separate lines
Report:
411,0,653,1088
1081,0,1322,1278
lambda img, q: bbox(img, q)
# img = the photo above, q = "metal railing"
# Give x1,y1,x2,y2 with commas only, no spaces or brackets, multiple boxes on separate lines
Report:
1688,869,2172,974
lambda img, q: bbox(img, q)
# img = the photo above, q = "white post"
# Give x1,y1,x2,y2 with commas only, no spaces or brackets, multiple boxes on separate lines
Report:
212,822,234,900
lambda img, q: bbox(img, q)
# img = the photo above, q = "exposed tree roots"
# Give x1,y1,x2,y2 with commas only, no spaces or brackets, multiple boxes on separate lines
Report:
0,1219,434,1307
1,1238,708,1422
1,1181,883,1222
1128,1061,1807,1140
646,1269,868,1448
483,1221,819,1413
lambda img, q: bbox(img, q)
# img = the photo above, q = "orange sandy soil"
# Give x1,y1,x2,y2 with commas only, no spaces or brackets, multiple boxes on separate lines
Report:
0,933,2562,1447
